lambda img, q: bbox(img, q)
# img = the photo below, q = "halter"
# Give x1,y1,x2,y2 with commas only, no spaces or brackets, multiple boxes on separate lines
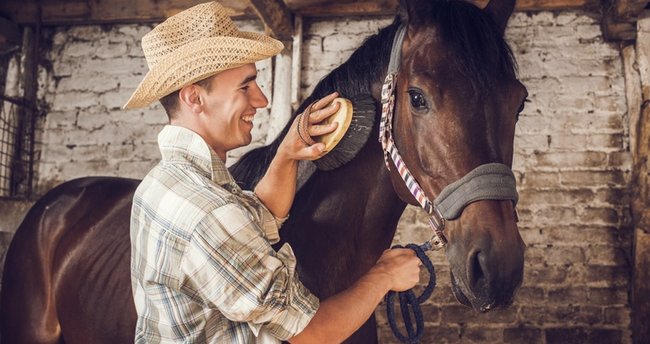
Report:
379,23,519,250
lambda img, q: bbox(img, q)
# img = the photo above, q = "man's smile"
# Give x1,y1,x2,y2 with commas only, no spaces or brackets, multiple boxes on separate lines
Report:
241,114,254,123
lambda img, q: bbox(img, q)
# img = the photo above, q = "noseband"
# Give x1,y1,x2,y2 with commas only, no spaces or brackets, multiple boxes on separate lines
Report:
379,23,519,250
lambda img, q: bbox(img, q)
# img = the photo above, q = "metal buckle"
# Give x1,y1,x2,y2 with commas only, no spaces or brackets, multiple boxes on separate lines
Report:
425,207,447,251
381,73,395,103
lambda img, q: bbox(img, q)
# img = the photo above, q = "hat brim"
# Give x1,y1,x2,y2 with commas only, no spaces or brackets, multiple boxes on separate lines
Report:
123,32,283,109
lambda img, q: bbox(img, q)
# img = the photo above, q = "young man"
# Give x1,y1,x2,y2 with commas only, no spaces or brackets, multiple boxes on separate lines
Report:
125,2,421,343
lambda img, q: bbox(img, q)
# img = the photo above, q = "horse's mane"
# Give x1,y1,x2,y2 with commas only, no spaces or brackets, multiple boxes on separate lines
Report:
229,0,516,190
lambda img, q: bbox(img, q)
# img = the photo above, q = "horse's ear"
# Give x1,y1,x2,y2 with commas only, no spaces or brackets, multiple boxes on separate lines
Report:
483,0,516,34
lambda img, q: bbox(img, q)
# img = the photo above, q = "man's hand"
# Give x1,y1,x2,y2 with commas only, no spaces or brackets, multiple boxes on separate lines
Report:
277,92,341,161
288,248,422,344
373,248,422,292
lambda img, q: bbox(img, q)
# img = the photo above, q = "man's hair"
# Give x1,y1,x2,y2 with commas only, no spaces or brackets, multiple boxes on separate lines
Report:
159,74,216,121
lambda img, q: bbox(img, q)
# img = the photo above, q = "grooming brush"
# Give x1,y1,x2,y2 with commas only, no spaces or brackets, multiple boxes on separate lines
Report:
312,94,377,171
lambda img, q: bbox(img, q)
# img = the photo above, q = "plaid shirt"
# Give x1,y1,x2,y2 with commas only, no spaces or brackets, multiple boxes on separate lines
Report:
130,125,319,344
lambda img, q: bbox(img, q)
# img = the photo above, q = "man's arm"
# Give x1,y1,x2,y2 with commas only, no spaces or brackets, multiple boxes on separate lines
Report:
254,155,298,218
288,249,421,343
254,92,340,217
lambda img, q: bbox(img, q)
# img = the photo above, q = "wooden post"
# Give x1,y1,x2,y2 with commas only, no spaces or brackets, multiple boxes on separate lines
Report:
291,15,303,111
267,42,294,144
630,16,650,344
266,16,303,144
601,0,650,41
245,0,294,40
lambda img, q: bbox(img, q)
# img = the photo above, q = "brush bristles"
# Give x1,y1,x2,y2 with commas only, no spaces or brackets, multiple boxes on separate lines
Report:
314,94,377,171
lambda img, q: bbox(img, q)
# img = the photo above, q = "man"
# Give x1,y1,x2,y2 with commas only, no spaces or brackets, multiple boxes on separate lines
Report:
125,2,421,343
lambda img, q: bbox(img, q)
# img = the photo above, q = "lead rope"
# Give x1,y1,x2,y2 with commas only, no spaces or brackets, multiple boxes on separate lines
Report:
385,243,436,344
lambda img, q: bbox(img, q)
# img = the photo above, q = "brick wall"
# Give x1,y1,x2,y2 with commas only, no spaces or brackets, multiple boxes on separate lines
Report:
1,9,634,344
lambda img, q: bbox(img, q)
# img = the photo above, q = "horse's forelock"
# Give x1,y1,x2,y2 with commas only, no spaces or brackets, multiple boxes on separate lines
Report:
425,1,517,88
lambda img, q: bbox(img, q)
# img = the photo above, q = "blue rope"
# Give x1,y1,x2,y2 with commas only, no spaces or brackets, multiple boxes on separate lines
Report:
385,243,436,344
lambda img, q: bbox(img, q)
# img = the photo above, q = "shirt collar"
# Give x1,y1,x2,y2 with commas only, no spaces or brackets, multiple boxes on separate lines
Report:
158,125,239,189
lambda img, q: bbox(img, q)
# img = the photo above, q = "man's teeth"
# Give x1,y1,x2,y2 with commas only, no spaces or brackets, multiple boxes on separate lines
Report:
242,115,254,123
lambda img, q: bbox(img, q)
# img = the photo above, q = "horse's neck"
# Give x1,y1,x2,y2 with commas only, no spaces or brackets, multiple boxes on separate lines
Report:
284,137,407,297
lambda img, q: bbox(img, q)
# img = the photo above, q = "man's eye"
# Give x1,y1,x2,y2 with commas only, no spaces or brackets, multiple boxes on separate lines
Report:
408,90,427,110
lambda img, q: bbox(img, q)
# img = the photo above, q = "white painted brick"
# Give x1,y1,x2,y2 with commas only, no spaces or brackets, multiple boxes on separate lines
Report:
117,160,158,179
44,111,78,129
4,56,21,98
51,31,68,47
51,91,100,111
67,26,105,40
50,58,77,77
76,113,110,131
576,24,603,40
94,41,129,59
64,41,102,58
58,160,114,178
117,25,152,40
101,92,130,110
637,18,650,99
138,107,169,125
323,33,366,53
516,115,551,134
57,75,119,93
514,134,550,154
82,57,143,76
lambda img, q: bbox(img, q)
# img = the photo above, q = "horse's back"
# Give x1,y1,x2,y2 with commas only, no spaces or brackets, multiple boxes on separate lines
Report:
1,177,139,344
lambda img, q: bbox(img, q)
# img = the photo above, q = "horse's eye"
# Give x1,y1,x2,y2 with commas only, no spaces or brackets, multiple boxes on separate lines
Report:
408,89,427,110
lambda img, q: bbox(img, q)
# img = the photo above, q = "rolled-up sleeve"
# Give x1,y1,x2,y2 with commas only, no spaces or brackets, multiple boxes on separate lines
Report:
178,203,319,341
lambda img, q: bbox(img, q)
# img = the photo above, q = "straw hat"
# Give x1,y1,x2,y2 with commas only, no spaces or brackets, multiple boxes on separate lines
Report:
123,1,284,109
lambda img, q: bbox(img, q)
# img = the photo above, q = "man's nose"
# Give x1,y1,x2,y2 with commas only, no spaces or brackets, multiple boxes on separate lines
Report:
251,83,269,108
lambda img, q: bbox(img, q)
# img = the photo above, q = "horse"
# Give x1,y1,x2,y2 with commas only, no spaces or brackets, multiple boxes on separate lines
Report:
1,0,527,342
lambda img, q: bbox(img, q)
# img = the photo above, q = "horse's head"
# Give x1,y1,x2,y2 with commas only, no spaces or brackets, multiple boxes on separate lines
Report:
388,0,527,311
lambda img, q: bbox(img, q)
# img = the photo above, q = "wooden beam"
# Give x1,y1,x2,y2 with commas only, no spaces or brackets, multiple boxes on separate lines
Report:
1,0,606,26
295,0,397,17
249,0,294,41
630,18,650,342
0,0,257,26
0,17,21,50
613,0,650,21
294,0,600,16
601,0,649,41
602,13,638,41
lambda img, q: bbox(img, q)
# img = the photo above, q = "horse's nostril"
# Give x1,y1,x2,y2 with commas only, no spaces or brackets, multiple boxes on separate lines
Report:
469,250,486,288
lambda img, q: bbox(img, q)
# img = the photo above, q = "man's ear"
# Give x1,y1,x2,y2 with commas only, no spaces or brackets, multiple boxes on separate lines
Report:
178,85,203,114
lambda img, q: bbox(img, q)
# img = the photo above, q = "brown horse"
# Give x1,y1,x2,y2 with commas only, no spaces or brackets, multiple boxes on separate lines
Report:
1,0,527,343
